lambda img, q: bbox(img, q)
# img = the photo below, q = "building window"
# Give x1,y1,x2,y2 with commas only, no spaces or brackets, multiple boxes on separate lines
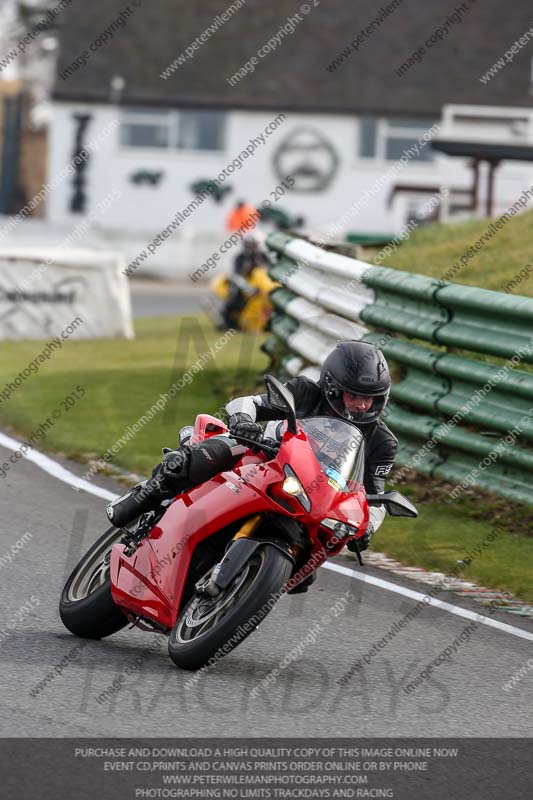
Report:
121,109,226,151
358,116,437,162
178,111,226,150
359,116,378,158
121,110,172,148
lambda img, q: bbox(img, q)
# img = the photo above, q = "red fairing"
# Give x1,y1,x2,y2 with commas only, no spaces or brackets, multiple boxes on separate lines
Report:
189,414,228,445
110,469,276,629
110,415,370,630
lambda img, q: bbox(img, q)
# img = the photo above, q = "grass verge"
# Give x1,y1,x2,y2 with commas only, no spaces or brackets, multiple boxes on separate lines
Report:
367,207,533,295
377,475,533,604
0,315,268,476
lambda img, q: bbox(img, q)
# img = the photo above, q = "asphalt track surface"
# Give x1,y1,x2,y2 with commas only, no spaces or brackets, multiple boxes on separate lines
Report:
130,280,207,318
0,441,532,737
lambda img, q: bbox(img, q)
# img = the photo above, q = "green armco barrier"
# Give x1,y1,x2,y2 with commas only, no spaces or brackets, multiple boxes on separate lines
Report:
268,258,301,284
270,287,297,312
265,232,533,505
270,309,533,442
436,282,533,323
360,268,447,342
360,293,445,342
364,334,442,371
384,404,533,504
261,337,282,357
436,352,533,397
384,404,533,472
267,231,295,253
434,286,533,361
436,386,533,441
394,439,438,476
368,333,533,399
377,336,533,441
362,265,442,301
269,313,299,341
346,232,396,246
391,369,449,414
433,425,533,471
279,353,304,383
267,259,298,291
382,405,441,475
433,455,533,504
363,333,533,437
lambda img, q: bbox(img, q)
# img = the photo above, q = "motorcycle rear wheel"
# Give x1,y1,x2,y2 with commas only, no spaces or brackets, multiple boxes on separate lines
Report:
59,526,128,639
168,544,292,670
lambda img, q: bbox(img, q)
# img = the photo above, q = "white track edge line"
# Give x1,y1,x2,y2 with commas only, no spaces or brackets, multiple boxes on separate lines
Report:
2,431,532,643
0,432,116,502
323,561,533,643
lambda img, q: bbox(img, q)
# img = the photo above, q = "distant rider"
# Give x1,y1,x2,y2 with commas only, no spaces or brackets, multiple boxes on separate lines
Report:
221,232,268,330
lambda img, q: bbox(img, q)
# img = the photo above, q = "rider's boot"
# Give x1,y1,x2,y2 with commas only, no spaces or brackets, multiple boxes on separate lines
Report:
106,480,165,528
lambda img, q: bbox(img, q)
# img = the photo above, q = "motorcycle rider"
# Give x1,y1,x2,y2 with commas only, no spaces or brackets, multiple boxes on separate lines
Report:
107,341,397,587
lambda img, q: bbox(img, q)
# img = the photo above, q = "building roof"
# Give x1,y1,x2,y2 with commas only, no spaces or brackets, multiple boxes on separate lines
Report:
53,0,533,115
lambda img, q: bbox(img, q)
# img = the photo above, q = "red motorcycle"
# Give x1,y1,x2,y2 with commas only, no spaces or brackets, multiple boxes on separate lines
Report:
60,376,417,670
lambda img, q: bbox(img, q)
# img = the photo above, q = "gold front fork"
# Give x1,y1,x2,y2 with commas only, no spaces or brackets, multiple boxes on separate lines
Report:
232,514,301,561
232,514,262,540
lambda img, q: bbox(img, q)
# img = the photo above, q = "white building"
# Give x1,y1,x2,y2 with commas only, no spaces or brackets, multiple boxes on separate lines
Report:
46,0,533,276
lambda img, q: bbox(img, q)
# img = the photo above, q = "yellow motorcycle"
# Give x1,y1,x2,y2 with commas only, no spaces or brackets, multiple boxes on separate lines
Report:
210,265,278,332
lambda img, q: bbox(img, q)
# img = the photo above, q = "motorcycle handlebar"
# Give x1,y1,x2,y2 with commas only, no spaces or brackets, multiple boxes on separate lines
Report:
234,436,280,457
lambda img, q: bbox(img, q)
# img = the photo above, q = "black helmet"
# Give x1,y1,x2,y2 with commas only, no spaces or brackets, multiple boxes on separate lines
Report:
320,340,391,425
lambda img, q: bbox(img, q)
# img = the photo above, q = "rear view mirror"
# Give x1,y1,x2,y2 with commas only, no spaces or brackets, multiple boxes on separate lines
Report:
264,374,297,434
366,490,418,518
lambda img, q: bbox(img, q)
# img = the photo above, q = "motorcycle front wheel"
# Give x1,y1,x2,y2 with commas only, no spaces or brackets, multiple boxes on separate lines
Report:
59,526,128,639
168,544,292,670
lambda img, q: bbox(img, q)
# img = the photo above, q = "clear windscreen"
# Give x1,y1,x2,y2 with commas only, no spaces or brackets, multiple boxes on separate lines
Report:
298,417,365,494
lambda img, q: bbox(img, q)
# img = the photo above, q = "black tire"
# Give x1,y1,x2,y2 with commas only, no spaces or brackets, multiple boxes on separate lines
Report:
59,526,128,639
168,544,292,670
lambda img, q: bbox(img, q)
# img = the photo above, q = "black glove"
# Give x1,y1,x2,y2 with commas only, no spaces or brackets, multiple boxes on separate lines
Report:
347,523,374,553
228,413,263,445
261,437,281,456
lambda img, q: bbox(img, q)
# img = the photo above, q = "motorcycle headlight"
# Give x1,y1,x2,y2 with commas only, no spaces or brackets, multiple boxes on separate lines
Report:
282,465,310,511
283,476,303,496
